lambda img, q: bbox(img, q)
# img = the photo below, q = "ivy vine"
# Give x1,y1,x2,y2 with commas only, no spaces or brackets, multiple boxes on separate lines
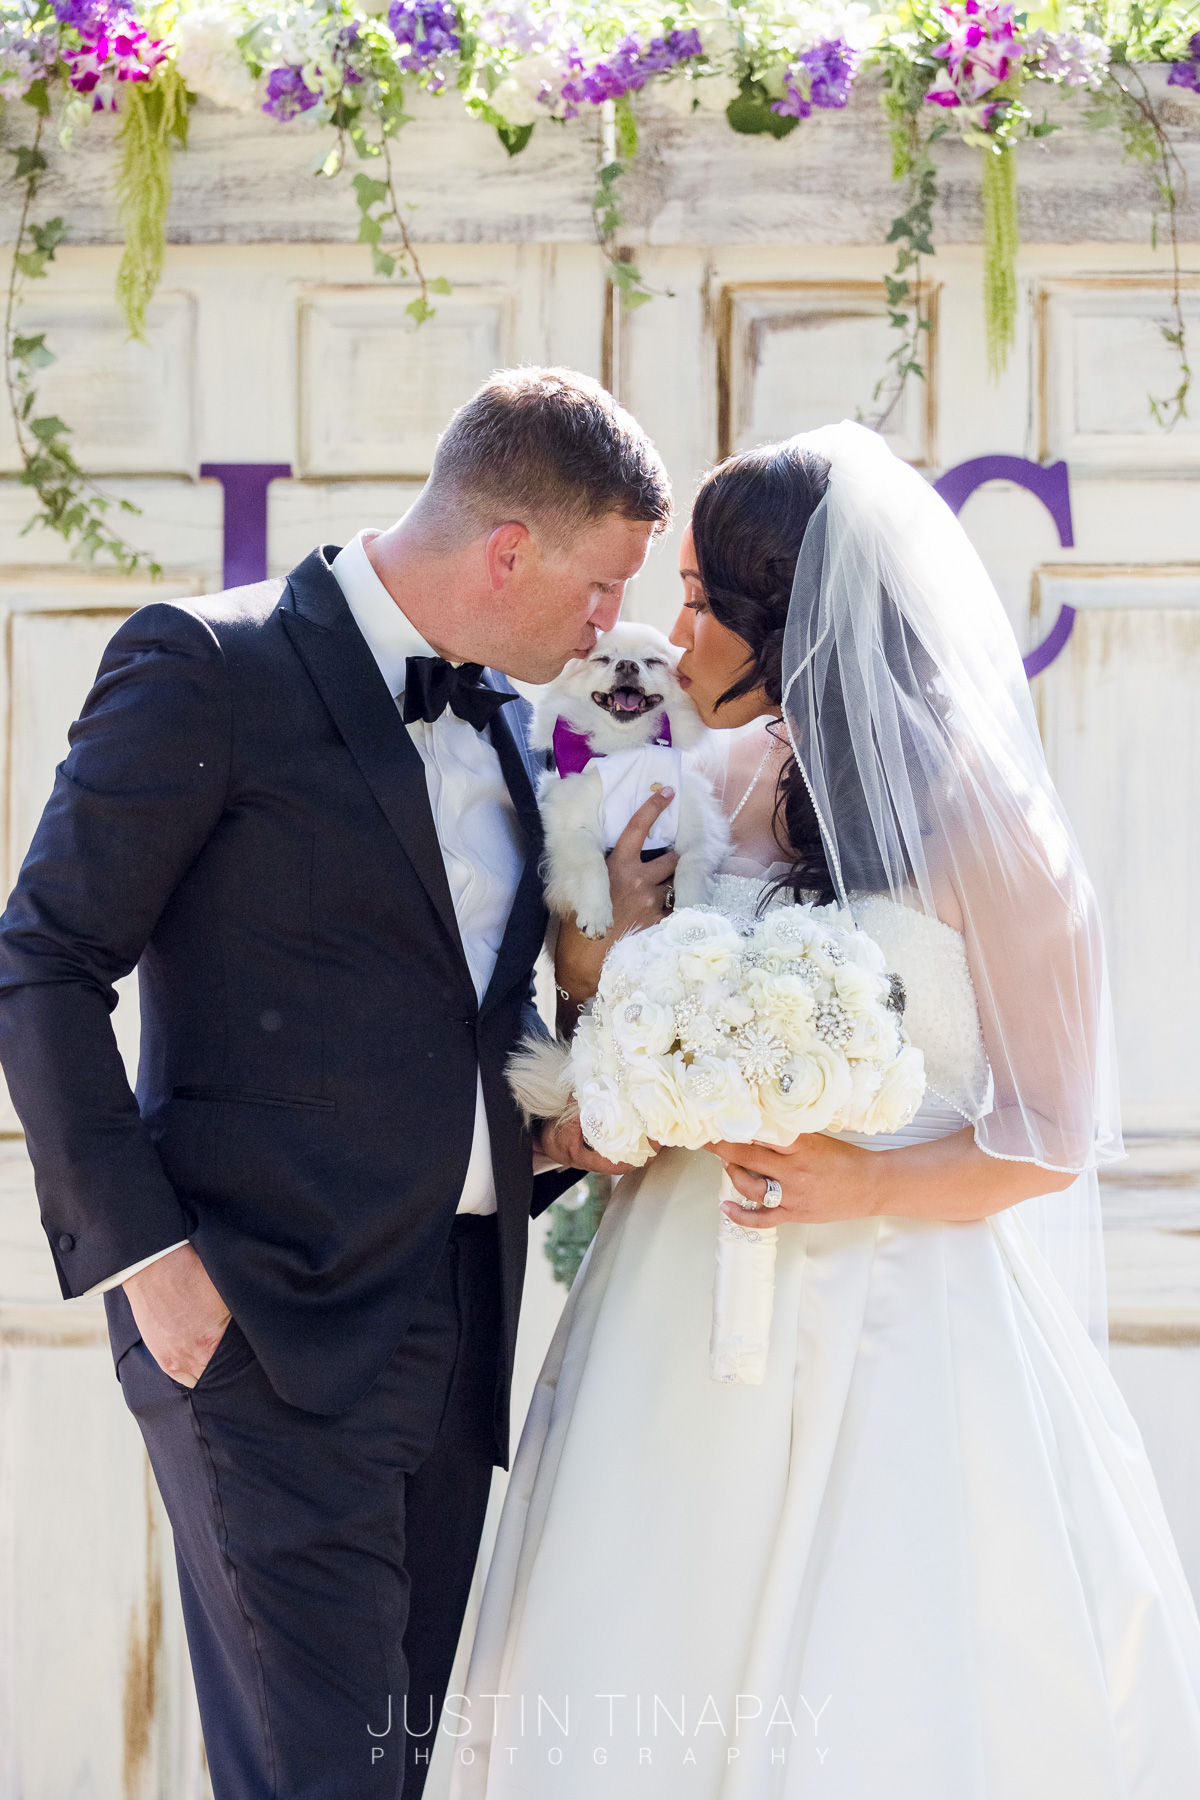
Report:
5,82,158,574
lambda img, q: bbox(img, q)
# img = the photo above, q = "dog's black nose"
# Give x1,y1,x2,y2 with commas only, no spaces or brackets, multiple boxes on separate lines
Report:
613,660,641,681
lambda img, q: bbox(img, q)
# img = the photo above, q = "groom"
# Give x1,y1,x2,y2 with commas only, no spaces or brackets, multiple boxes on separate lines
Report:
0,368,671,1798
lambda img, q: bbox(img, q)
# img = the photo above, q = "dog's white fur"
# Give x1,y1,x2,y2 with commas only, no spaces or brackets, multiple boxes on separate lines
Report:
532,622,728,939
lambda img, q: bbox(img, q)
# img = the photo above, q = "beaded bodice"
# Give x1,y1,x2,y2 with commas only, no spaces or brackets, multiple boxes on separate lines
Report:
708,874,989,1122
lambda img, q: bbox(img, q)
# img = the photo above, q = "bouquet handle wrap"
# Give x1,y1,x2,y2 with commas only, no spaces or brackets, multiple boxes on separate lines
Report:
710,1170,777,1385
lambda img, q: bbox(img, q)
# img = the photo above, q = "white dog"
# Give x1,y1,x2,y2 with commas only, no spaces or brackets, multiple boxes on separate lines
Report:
531,622,728,939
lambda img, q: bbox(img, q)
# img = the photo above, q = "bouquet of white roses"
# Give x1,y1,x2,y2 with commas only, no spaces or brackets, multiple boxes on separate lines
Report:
511,900,925,1384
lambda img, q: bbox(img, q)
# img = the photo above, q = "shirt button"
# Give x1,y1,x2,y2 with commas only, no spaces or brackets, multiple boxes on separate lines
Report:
58,1233,75,1252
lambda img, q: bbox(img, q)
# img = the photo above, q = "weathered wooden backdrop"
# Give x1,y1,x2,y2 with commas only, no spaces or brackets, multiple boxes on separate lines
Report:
0,74,1198,1798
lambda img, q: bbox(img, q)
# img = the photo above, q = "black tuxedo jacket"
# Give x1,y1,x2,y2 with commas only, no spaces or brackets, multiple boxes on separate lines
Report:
0,547,575,1457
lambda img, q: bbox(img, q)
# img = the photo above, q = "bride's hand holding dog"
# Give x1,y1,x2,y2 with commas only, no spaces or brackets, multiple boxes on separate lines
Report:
554,786,678,1029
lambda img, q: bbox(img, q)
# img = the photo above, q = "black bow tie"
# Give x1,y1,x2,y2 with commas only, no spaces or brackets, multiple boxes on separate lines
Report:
402,657,518,732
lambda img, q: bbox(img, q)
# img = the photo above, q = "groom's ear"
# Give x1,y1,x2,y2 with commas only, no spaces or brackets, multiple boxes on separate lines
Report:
485,520,534,592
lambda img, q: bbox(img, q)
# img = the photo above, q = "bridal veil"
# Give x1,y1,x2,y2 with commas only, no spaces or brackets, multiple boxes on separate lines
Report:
778,421,1122,1348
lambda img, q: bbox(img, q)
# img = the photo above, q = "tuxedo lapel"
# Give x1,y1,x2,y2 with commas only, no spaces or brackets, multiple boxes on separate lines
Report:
279,548,468,969
482,699,548,1018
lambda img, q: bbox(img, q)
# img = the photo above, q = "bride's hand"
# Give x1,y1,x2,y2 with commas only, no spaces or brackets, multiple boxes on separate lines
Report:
554,789,679,1028
709,1134,882,1227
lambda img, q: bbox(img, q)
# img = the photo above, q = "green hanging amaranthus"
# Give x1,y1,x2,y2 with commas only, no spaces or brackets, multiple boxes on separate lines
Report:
981,130,1019,379
114,65,188,342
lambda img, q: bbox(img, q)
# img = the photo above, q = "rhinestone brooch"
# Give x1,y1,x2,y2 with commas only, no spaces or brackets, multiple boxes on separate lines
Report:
814,1000,853,1047
884,972,907,1015
774,918,809,944
623,1003,643,1024
688,1066,722,1101
820,939,846,966
733,1024,789,1084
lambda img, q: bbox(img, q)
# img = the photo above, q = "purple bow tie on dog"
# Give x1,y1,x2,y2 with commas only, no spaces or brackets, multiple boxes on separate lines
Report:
552,712,672,775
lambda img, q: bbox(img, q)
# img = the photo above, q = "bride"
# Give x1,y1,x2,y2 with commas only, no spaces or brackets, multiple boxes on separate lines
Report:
449,422,1200,1797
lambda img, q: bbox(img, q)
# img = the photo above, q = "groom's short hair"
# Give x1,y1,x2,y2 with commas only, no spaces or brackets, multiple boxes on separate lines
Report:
425,367,672,548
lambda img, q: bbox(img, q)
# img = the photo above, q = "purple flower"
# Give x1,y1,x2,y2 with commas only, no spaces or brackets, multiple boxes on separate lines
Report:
62,11,165,107
558,27,702,113
53,0,132,35
1167,34,1200,92
924,0,1024,115
262,64,320,120
772,37,860,120
388,0,460,71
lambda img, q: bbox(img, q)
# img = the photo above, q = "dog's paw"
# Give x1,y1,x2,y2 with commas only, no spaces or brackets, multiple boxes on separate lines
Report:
572,901,614,940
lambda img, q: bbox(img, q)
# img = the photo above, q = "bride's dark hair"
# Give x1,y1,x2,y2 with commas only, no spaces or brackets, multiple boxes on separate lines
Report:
690,441,836,903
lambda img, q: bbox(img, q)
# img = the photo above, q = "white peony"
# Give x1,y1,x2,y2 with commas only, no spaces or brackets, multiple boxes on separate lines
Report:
176,8,259,113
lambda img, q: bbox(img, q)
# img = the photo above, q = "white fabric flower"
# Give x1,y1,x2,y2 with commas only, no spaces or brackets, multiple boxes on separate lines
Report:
856,1044,927,1135
611,994,677,1061
680,1054,763,1143
757,1044,852,1142
577,1076,651,1165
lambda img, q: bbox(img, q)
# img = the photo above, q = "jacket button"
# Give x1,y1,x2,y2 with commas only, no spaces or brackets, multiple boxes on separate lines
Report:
58,1233,75,1252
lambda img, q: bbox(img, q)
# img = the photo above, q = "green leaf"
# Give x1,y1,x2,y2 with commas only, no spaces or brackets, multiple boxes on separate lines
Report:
31,217,66,255
14,250,49,280
30,416,71,443
22,78,50,119
352,172,390,210
495,122,535,157
725,79,798,140
371,248,396,277
406,295,434,325
8,144,47,181
357,214,384,246
428,276,453,295
12,333,55,370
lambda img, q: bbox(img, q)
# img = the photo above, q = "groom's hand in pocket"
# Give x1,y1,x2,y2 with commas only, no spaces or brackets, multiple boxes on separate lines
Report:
123,1242,232,1388
535,1113,643,1178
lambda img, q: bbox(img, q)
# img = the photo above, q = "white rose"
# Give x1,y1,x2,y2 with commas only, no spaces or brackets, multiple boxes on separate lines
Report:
828,1058,884,1133
757,1045,851,1142
577,1077,651,1165
760,907,822,960
570,1011,619,1085
751,971,818,1040
626,1055,705,1147
858,1045,926,1135
611,993,677,1061
680,1054,762,1143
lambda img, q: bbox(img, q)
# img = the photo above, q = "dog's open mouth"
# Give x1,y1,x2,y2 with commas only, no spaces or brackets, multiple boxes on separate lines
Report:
592,686,663,719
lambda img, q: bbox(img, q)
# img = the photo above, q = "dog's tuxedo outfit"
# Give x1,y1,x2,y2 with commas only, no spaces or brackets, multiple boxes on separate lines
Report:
0,534,578,1799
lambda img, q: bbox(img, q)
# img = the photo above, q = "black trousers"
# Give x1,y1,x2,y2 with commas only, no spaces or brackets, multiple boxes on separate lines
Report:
113,1214,501,1800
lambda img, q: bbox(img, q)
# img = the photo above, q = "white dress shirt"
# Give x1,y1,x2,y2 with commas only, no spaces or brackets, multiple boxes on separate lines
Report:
87,531,536,1296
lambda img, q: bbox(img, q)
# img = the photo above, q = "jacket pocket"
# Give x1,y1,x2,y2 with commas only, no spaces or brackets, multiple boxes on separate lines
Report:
172,1086,336,1112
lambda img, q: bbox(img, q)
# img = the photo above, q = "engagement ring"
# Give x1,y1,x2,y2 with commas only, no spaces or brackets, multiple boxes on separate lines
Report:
763,1178,783,1208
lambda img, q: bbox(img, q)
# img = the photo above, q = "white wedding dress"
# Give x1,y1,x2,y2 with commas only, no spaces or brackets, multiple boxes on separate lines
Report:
450,737,1200,1799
